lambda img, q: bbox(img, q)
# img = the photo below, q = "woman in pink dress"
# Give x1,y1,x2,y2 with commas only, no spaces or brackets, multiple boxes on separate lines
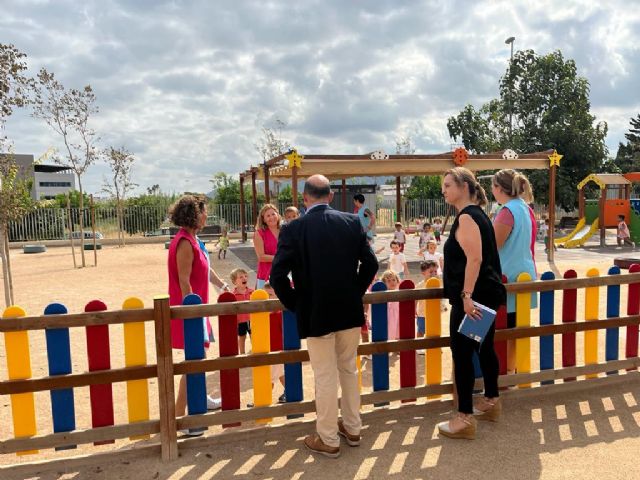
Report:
167,195,229,431
253,203,281,288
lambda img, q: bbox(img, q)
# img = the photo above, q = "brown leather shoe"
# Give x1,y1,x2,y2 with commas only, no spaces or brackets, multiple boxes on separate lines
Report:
304,434,340,458
338,419,361,446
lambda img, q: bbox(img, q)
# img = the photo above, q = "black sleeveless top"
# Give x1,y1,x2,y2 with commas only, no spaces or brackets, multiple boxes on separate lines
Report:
443,205,506,310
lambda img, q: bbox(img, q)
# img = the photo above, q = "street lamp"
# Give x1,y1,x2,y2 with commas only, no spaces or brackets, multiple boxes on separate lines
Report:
505,36,515,144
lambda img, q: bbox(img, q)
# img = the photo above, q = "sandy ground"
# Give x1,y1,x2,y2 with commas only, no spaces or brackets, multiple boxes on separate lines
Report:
1,232,640,479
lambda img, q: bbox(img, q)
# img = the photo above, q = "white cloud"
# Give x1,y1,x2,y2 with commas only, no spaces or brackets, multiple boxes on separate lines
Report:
1,0,639,196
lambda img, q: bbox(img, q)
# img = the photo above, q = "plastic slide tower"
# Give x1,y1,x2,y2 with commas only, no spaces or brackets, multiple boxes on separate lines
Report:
555,218,599,248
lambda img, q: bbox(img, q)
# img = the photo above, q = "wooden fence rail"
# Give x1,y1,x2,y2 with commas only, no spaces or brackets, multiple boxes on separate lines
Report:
2,270,640,463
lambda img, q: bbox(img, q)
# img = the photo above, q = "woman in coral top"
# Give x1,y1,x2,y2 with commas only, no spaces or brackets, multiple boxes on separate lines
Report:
167,195,229,430
253,203,281,289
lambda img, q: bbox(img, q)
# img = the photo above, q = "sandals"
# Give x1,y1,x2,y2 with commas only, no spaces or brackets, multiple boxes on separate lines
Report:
437,414,477,440
473,397,502,422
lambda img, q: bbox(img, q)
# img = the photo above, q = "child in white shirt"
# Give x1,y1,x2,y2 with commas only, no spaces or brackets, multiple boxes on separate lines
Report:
388,240,409,279
418,240,444,275
393,222,407,252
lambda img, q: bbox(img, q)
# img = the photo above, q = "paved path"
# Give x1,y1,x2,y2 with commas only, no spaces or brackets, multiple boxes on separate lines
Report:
6,374,639,479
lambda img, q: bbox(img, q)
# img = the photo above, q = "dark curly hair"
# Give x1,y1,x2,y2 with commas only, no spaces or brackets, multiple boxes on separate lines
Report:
169,195,206,229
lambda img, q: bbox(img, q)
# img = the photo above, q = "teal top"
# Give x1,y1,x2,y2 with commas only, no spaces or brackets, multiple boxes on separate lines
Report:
497,198,538,312
357,205,373,240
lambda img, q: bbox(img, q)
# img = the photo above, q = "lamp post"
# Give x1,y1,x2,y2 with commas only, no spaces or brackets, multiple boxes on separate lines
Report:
505,36,515,144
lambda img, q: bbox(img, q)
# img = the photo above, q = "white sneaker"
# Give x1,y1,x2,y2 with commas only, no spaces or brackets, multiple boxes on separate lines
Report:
207,395,222,410
179,429,204,437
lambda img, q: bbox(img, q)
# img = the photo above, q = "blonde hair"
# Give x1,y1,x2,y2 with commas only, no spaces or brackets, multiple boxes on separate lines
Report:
443,167,488,207
380,270,400,285
255,203,281,231
492,169,534,203
230,268,248,283
426,239,437,247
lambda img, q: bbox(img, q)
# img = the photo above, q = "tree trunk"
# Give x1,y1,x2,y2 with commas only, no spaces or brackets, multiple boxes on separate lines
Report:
1,224,15,306
117,196,125,247
0,223,12,307
67,194,77,269
78,178,86,267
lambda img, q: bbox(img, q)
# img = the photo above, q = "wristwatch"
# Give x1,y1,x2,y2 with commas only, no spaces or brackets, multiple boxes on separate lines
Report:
460,291,472,299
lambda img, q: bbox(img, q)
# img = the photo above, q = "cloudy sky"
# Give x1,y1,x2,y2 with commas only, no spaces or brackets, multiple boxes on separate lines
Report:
3,0,639,195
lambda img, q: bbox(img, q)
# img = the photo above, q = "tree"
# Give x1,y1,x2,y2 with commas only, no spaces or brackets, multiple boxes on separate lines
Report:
0,44,36,307
33,69,100,267
255,118,292,163
0,155,36,306
447,49,608,210
277,184,302,205
102,146,137,246
210,172,264,205
610,114,640,173
405,176,442,200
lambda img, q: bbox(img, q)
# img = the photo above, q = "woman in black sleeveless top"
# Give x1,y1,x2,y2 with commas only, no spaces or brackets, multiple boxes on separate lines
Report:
438,167,506,440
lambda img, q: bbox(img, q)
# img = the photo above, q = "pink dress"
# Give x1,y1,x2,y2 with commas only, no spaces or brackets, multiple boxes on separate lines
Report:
168,228,213,349
387,301,399,340
256,228,278,282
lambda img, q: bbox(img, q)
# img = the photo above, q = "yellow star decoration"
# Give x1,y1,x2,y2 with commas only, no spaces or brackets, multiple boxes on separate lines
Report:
285,149,303,169
548,150,563,167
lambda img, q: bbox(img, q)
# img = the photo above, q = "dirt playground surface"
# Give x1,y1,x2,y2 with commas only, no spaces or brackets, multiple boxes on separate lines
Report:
1,236,640,479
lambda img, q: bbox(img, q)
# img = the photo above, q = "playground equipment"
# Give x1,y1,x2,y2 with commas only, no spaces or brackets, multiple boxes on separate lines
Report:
557,173,632,248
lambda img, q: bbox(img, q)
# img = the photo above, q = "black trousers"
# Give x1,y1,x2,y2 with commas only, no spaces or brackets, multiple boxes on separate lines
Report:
449,303,500,414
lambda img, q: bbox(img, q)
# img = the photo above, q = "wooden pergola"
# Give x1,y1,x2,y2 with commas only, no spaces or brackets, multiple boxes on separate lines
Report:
239,149,559,260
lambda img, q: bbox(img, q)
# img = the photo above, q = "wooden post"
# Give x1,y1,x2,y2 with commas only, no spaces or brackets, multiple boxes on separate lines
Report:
251,170,258,227
90,194,97,267
264,164,270,204
153,296,178,461
578,188,585,219
548,163,557,262
341,179,347,212
66,194,77,269
395,176,402,223
239,175,247,243
292,166,298,209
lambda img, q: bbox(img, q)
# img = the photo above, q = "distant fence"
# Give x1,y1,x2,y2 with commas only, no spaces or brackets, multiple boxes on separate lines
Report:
7,201,576,242
1,267,640,465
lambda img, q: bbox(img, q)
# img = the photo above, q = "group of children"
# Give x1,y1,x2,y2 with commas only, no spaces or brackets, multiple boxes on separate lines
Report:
387,220,444,281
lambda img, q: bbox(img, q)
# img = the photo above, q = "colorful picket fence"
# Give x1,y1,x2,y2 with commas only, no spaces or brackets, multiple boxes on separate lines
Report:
2,266,640,465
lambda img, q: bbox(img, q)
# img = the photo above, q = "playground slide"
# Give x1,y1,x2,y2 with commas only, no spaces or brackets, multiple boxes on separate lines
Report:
555,218,599,248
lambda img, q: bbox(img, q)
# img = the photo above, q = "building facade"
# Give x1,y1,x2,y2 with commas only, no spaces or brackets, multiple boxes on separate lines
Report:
6,153,75,200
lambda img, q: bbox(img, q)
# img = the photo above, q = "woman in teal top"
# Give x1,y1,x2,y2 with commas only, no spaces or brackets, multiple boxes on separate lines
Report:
492,169,538,374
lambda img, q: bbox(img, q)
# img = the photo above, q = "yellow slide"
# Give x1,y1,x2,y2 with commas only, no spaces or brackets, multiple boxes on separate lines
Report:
555,218,599,248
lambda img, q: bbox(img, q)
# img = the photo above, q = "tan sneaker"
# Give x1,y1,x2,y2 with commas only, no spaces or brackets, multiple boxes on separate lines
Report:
304,434,340,458
338,419,361,446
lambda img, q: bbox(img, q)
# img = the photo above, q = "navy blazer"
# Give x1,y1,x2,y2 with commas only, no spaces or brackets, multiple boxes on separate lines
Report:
270,204,379,339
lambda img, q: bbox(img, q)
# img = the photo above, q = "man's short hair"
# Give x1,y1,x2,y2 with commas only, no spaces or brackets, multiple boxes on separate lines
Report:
353,193,365,204
304,180,331,199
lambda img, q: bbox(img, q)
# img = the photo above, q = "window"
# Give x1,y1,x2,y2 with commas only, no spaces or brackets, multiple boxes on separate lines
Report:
39,181,72,187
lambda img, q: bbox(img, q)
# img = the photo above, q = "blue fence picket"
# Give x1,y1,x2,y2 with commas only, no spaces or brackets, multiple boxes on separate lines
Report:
282,310,303,419
371,281,389,406
606,266,621,374
540,271,555,384
183,293,207,433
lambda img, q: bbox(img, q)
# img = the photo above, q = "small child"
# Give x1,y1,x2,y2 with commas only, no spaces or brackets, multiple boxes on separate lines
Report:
231,268,253,354
263,281,287,403
393,222,407,252
388,240,409,279
415,260,439,354
433,218,443,244
284,206,300,224
419,222,436,250
381,270,400,340
617,214,635,248
418,240,444,275
216,229,229,260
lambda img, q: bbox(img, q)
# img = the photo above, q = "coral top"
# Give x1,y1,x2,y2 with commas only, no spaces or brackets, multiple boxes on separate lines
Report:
256,228,278,281
168,228,212,349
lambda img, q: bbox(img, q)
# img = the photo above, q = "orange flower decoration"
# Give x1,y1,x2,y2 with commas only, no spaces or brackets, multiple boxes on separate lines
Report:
452,147,468,166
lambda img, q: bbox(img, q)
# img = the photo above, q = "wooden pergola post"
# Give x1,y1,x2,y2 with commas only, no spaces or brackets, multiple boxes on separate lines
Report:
291,166,298,208
341,179,347,212
396,176,402,223
599,187,606,247
264,164,270,204
239,174,247,243
251,170,258,227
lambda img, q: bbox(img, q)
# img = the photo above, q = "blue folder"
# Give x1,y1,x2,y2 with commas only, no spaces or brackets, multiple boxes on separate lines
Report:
457,302,496,344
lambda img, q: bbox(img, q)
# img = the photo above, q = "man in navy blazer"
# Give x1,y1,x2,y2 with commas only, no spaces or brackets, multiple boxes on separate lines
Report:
271,174,378,458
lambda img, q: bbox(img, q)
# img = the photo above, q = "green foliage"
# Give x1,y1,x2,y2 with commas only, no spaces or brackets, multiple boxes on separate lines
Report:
405,176,443,200
211,172,264,204
277,184,302,205
122,194,168,235
610,114,640,173
447,49,608,210
0,154,36,224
